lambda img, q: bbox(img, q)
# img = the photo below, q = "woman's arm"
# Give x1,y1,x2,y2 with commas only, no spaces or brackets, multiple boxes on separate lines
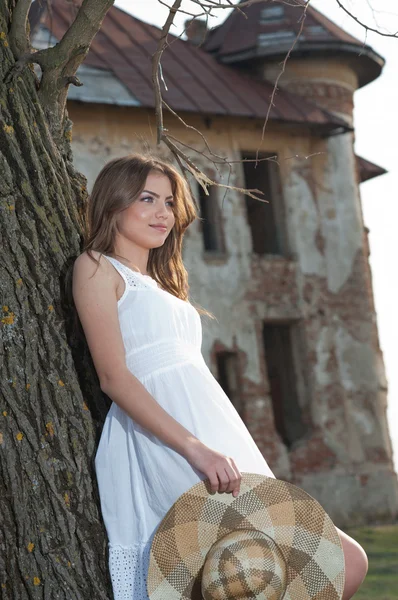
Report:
100,368,200,456
72,252,197,454
72,251,241,495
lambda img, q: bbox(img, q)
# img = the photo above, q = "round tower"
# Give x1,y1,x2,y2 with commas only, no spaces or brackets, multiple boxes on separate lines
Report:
205,1,384,123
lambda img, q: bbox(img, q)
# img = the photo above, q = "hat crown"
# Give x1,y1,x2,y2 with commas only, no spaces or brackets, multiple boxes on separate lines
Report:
201,529,287,600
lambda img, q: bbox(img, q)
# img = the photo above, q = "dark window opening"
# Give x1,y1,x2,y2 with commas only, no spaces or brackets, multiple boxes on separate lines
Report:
198,185,225,253
216,351,244,419
242,152,287,256
262,323,306,448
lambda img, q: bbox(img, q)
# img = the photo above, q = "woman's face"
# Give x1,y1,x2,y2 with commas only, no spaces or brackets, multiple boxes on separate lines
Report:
117,171,176,249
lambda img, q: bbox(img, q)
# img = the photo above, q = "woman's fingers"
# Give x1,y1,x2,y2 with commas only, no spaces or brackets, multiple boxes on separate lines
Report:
217,459,241,495
224,464,240,495
229,458,241,497
217,468,230,493
208,470,220,494
205,456,242,496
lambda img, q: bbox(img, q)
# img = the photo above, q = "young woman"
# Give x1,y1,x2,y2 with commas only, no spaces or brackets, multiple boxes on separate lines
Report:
72,153,368,600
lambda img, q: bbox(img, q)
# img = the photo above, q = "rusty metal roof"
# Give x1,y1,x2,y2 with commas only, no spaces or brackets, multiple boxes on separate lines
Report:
205,0,384,88
33,1,349,134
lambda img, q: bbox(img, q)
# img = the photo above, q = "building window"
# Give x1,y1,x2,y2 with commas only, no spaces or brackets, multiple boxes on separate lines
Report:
258,31,296,46
216,351,244,419
259,6,285,24
262,323,306,449
306,25,327,37
198,184,226,253
242,152,287,256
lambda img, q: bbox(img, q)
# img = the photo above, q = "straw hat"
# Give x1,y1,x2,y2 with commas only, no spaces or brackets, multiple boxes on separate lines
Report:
147,472,345,600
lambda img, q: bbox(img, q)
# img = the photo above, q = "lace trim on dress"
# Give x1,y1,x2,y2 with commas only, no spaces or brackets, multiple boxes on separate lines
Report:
109,542,151,600
103,255,159,292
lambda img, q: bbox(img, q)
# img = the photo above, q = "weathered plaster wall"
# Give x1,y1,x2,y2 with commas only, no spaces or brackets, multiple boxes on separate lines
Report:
284,135,397,524
68,102,398,526
261,56,398,523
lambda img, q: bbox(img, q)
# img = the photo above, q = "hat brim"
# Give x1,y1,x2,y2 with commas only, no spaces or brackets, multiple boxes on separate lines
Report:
147,473,345,600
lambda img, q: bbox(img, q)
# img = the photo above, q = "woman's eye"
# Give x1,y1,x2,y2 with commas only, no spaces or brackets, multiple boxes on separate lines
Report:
141,196,153,202
167,201,175,207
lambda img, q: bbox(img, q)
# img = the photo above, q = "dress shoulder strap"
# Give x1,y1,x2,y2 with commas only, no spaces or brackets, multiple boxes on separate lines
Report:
102,255,130,283
102,255,156,291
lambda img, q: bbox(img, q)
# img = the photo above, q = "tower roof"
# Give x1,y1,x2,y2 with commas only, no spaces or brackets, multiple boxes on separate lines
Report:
204,1,384,88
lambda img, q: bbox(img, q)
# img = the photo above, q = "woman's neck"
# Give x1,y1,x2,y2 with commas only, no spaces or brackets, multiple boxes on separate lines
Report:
111,240,149,275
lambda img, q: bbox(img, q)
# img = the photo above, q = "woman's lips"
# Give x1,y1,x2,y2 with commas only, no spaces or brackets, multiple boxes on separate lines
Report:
150,225,167,232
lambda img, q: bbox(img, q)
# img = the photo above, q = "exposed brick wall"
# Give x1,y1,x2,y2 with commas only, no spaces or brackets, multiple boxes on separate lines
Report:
284,81,354,116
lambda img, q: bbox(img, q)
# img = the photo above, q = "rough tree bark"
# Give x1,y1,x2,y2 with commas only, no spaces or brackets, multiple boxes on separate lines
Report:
0,1,115,598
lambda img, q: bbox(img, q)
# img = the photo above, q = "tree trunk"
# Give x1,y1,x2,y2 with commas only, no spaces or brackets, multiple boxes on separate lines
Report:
0,3,112,598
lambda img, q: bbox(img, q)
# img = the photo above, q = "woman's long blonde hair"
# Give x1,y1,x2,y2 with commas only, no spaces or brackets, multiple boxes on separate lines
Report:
83,153,198,302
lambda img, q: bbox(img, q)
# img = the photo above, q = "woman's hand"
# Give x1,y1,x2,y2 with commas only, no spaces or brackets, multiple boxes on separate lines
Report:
184,439,242,497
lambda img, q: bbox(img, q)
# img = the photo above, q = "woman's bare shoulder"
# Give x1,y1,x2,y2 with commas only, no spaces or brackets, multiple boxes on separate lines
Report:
74,249,100,267
72,251,119,300
73,250,110,278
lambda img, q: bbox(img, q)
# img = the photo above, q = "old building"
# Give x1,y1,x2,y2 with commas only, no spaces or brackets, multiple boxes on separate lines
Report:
30,0,398,526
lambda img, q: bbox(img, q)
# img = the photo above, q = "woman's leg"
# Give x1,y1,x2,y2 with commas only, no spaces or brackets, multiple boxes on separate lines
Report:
335,526,369,600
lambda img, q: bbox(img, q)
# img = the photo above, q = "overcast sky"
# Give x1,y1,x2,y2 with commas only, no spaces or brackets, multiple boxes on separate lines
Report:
114,0,398,474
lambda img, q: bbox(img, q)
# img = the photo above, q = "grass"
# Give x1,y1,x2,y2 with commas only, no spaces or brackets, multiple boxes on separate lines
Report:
343,523,398,599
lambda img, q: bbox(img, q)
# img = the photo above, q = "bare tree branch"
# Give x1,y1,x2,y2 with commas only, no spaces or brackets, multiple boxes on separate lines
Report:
152,0,291,200
336,0,398,38
257,0,310,162
4,0,115,149
157,0,208,19
8,0,32,58
189,0,302,11
154,0,314,191
162,99,226,163
164,132,266,200
155,0,395,204
152,0,183,145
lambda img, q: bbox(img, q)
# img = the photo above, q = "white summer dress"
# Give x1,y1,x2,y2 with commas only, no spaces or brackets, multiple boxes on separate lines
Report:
95,255,276,600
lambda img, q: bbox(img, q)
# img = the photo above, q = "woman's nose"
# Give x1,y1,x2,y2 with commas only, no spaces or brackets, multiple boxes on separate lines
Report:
155,203,169,218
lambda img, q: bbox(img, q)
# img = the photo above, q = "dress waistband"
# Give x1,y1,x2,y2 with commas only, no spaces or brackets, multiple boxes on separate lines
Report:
125,339,206,382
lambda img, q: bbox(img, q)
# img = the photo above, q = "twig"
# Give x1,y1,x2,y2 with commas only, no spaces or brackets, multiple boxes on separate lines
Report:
163,135,267,202
152,0,183,144
153,0,334,204
189,0,295,12
335,0,398,38
157,0,208,19
257,0,310,164
162,100,226,162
